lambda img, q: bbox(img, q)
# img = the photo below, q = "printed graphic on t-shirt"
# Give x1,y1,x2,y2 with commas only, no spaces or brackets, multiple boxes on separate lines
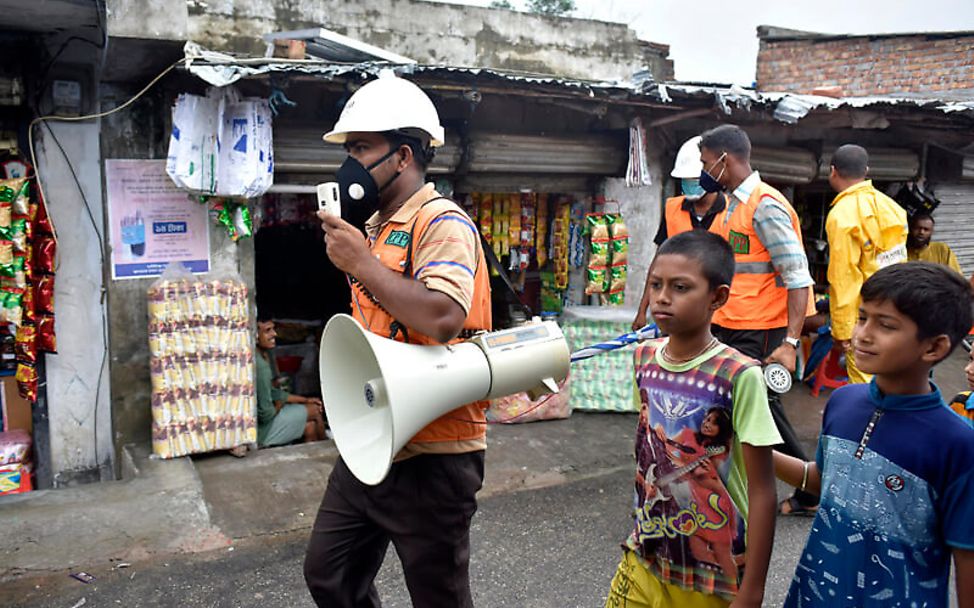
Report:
784,435,947,607
629,343,750,600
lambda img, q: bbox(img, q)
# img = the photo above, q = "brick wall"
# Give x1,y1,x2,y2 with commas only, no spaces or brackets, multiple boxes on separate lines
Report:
756,32,974,96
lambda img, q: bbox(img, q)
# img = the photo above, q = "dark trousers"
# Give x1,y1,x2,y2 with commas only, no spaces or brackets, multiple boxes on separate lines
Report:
712,325,818,507
304,451,485,608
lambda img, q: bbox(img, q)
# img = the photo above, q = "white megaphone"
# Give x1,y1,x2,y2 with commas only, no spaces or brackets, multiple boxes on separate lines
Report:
319,314,570,485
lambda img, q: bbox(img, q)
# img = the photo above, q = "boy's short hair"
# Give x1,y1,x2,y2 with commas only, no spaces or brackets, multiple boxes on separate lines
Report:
699,125,751,163
655,230,735,289
860,261,973,357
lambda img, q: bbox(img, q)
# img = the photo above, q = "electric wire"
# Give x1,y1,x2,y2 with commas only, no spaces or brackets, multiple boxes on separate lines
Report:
25,13,185,472
39,122,109,470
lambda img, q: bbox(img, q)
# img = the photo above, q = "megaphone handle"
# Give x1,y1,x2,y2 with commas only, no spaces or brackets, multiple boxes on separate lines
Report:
447,390,558,426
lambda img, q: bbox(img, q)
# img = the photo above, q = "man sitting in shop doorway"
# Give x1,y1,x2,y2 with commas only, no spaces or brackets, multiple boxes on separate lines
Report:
236,316,326,457
907,212,962,274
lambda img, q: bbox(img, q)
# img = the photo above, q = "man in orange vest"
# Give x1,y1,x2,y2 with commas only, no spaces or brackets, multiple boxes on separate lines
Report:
699,125,819,516
306,72,492,607
632,135,727,331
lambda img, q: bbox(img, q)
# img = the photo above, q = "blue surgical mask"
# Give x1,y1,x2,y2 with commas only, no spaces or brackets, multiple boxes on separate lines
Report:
699,152,727,193
681,178,706,199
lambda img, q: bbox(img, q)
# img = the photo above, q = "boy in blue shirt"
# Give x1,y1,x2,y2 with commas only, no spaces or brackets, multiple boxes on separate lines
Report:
775,261,974,607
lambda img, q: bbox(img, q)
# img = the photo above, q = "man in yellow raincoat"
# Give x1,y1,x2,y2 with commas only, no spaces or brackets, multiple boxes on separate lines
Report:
826,144,908,383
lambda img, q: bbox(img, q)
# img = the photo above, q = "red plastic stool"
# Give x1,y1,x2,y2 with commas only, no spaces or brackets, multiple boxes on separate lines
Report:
810,349,848,397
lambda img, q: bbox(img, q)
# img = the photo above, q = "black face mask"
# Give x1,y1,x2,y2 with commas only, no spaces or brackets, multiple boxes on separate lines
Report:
335,148,402,218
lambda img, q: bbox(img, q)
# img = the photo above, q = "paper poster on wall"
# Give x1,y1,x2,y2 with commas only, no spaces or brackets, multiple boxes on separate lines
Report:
106,159,210,280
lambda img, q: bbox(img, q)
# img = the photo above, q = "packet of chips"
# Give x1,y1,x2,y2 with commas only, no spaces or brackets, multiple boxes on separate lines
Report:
9,218,26,253
14,323,36,364
16,361,37,401
2,290,23,326
34,236,55,275
611,237,629,265
602,290,626,306
2,256,27,290
589,239,610,267
0,178,28,217
37,314,56,352
585,266,608,295
607,214,629,239
35,275,54,314
610,264,628,292
585,213,610,240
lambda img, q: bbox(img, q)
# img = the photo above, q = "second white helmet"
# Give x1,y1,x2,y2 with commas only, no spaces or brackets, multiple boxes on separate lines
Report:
671,135,703,179
323,70,445,147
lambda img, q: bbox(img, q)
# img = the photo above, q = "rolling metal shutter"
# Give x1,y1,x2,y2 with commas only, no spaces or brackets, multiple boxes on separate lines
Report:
931,182,974,276
273,125,626,192
819,148,920,181
751,146,818,184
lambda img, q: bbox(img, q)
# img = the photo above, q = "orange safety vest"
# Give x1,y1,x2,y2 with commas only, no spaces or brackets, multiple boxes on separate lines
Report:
664,196,695,237
709,182,806,330
350,195,492,447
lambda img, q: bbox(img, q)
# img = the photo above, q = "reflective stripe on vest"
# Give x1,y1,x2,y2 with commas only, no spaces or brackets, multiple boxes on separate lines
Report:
350,193,492,445
709,182,805,330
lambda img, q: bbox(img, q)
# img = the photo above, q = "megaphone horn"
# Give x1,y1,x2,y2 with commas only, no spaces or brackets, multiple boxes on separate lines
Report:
319,314,570,485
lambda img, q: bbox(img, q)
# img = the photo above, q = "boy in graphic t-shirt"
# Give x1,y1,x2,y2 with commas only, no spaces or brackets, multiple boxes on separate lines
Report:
775,262,974,607
606,231,781,608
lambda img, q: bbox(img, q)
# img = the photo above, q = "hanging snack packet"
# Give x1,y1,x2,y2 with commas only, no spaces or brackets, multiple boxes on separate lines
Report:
9,218,26,253
2,256,27,290
35,275,54,314
34,236,56,275
585,213,610,240
611,237,629,265
37,314,56,352
603,290,626,306
585,266,608,295
0,201,10,231
16,361,37,402
589,239,610,267
0,179,28,216
21,283,34,323
14,323,36,364
610,264,628,292
607,213,629,239
3,290,23,326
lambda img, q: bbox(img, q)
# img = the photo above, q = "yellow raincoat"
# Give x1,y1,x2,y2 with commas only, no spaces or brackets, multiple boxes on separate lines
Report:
826,180,908,342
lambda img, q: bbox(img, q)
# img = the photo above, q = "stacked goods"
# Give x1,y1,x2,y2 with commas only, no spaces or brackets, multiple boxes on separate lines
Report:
584,213,610,296
0,177,58,401
582,211,629,306
508,194,521,266
516,192,535,271
604,214,629,305
0,428,32,494
147,275,256,458
561,311,640,412
535,194,549,268
549,197,571,290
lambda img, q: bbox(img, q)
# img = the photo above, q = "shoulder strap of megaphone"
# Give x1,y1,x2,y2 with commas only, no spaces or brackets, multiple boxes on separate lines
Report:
391,196,528,342
405,195,529,314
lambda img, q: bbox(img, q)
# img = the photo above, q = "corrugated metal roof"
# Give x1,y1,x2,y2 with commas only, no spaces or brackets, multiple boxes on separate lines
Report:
181,42,974,124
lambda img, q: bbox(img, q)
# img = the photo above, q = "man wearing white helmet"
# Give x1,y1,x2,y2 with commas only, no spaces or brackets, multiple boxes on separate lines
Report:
305,72,492,608
632,135,727,331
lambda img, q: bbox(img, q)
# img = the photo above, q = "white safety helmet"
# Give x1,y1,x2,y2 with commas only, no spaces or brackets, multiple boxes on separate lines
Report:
670,135,703,179
323,70,445,148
